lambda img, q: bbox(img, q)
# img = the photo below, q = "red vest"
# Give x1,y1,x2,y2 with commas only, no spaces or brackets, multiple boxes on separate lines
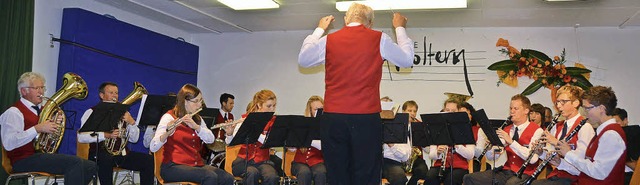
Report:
433,146,469,169
472,125,480,141
213,112,234,140
578,123,627,184
293,147,324,167
6,101,38,165
237,115,275,163
548,116,585,182
163,110,205,166
502,122,541,175
325,25,383,114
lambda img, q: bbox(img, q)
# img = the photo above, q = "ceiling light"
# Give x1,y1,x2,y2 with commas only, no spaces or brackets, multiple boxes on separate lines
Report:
218,0,279,10
544,0,588,1
336,0,467,11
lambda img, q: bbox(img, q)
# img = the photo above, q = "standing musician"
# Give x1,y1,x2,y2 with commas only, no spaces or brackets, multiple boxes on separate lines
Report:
223,89,280,185
0,72,96,184
403,100,429,185
530,85,595,185
426,99,475,185
555,86,627,184
463,94,543,185
298,2,414,184
290,95,327,185
150,84,234,184
78,82,154,185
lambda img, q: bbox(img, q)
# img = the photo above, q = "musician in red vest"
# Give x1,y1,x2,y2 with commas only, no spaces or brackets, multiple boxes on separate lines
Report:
290,95,326,185
298,3,414,184
214,93,235,138
78,82,155,185
223,89,279,185
556,86,627,184
426,99,475,185
403,100,429,185
531,85,595,185
463,94,543,185
0,72,96,184
529,103,546,126
150,84,234,184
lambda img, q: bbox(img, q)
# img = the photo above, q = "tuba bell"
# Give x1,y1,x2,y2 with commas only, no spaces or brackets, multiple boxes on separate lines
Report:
104,82,147,156
35,72,88,153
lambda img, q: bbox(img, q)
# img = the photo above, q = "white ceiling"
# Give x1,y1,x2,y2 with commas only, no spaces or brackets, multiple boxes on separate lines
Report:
96,0,640,34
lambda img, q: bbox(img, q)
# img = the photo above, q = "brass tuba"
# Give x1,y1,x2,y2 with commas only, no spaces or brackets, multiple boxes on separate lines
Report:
104,82,147,156
35,72,88,153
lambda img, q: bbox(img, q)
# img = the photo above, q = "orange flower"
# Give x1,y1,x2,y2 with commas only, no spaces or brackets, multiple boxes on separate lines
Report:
508,46,520,55
561,68,567,74
496,38,510,47
554,56,560,61
531,58,538,66
563,75,572,83
545,60,551,66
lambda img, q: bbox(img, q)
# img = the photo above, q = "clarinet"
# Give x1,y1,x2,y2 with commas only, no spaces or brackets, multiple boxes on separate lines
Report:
523,118,589,185
516,113,561,178
477,116,512,161
438,146,449,180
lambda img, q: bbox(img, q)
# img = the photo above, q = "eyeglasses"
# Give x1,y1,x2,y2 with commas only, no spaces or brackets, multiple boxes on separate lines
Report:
188,98,203,104
555,99,572,105
583,105,597,111
24,86,47,92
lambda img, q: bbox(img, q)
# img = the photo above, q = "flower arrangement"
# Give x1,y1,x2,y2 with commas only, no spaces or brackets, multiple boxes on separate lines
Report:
488,38,593,95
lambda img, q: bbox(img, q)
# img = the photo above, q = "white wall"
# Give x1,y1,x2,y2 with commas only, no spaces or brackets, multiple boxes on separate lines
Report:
32,0,193,96
193,27,640,125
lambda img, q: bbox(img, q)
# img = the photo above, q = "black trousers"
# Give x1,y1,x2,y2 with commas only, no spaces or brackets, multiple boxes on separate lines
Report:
462,169,530,185
425,167,467,185
89,146,154,185
231,158,279,185
291,162,327,185
322,113,382,185
12,153,96,185
382,158,407,185
408,157,428,185
161,162,234,185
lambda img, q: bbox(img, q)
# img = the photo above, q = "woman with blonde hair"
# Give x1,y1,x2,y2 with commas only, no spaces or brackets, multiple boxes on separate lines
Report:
292,95,326,185
150,84,234,184
224,89,279,185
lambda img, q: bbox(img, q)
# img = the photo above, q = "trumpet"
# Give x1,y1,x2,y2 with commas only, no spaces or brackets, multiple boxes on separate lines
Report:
166,108,203,132
477,116,512,161
523,118,588,185
516,113,561,178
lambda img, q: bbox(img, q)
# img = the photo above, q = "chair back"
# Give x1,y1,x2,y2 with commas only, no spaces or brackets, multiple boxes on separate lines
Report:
224,145,241,174
1,146,13,174
154,147,166,184
630,156,640,184
77,142,90,160
284,150,296,176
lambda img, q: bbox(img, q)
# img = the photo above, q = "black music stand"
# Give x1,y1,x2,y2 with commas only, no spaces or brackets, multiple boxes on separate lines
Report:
137,95,176,128
228,112,275,177
79,102,129,185
421,112,473,184
383,113,409,144
410,121,433,148
262,115,314,183
200,107,220,129
473,109,508,185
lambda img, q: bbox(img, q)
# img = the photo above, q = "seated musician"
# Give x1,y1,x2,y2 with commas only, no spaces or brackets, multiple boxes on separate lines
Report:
401,100,430,185
615,108,639,185
426,99,475,185
531,85,595,185
463,94,543,185
223,89,280,185
290,95,326,185
150,84,234,184
78,82,154,185
555,86,626,184
529,103,546,126
0,72,96,184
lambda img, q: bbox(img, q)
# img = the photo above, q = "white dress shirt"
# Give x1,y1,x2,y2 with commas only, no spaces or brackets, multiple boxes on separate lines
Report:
143,125,156,148
564,119,626,180
486,121,543,164
150,113,215,152
428,144,475,162
475,128,507,167
383,138,412,163
298,23,414,68
542,114,595,175
77,108,140,143
0,98,40,151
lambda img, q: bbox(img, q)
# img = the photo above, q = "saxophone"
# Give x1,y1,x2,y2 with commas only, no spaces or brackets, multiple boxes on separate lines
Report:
516,113,561,178
104,82,147,156
34,72,88,153
523,118,588,185
404,147,422,173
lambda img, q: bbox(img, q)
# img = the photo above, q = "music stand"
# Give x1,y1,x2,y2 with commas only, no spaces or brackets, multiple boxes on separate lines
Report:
383,113,409,144
472,109,509,185
420,112,473,184
136,94,176,128
262,115,313,183
200,107,220,129
410,121,432,148
79,102,129,185
228,112,274,178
